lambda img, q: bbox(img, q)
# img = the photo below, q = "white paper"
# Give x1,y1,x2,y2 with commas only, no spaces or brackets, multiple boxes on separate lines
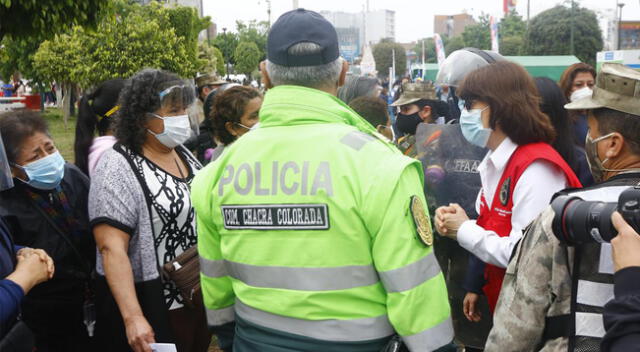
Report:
149,343,177,352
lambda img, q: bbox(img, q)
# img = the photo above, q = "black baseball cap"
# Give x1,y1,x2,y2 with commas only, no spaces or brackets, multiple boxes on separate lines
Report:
267,8,340,67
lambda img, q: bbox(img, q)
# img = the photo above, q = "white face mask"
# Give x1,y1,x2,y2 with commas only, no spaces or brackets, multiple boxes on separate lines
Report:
148,113,192,148
570,87,593,102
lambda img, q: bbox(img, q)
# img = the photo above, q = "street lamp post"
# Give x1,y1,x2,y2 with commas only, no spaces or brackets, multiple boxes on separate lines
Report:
222,27,230,80
618,2,626,50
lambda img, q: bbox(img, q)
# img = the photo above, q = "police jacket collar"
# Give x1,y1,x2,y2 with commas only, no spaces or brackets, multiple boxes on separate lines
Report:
259,85,378,135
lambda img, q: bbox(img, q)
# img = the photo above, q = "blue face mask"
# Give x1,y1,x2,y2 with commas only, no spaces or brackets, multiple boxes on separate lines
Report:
459,106,491,148
13,151,65,190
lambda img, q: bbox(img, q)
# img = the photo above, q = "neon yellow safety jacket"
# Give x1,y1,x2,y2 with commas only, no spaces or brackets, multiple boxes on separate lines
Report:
192,85,453,351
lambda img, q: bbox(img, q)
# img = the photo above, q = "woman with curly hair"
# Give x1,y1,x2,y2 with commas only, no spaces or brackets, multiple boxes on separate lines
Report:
206,85,262,162
88,69,209,352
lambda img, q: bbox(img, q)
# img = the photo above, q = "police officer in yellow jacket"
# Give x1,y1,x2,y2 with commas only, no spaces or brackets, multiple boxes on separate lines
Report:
192,9,453,352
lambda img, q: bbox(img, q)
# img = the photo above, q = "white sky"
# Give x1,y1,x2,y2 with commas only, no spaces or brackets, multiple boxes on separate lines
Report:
204,0,640,42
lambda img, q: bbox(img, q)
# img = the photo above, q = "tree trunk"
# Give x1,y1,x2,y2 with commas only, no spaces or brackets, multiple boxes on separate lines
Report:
55,82,62,108
62,82,72,129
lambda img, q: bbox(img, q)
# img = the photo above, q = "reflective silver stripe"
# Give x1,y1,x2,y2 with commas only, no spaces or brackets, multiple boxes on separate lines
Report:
235,300,394,342
200,257,228,278
599,243,614,274
577,280,614,307
340,131,375,151
226,261,379,291
379,252,441,293
402,316,454,351
206,305,235,326
575,312,605,338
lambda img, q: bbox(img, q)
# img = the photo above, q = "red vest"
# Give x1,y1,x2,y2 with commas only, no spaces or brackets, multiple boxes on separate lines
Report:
477,142,582,312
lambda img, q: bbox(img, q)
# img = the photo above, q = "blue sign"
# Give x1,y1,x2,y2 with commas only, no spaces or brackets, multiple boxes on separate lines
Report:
605,51,614,61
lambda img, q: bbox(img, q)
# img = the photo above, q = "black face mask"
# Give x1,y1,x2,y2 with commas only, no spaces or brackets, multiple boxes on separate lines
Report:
396,112,422,135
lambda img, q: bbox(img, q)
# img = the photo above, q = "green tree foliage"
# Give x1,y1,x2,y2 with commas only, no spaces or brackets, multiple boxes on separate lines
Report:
459,12,526,54
0,37,43,83
212,46,226,76
524,5,603,65
213,31,239,65
197,42,218,74
33,30,85,85
501,11,527,38
411,35,464,64
445,36,466,56
234,41,261,77
413,38,437,64
32,1,203,122
34,2,202,87
501,36,525,55
499,11,527,55
236,20,269,60
166,5,211,71
461,14,491,50
0,0,110,40
372,41,407,77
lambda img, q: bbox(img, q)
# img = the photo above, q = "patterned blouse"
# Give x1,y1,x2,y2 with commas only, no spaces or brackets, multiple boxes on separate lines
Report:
89,143,202,310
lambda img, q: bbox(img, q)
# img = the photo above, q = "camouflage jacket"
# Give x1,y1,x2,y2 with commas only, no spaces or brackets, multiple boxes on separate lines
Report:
397,134,417,158
485,207,573,352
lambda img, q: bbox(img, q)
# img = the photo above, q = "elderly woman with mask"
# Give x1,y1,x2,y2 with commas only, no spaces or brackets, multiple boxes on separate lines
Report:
89,69,208,352
0,110,94,352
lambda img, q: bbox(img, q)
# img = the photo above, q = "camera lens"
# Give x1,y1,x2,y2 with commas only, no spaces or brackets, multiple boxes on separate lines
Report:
551,196,617,245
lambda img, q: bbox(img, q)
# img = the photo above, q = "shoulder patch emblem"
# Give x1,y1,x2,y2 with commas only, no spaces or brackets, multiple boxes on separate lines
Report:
499,176,512,206
410,196,433,246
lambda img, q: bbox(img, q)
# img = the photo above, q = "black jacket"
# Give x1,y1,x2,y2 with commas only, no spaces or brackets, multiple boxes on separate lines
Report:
602,266,640,351
0,163,95,334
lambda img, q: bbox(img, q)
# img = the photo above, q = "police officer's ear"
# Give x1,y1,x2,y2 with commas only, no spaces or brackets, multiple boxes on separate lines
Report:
338,60,349,87
419,105,432,121
260,61,273,89
603,132,626,160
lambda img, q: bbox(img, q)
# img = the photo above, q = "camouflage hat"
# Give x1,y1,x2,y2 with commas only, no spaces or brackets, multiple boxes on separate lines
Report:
390,82,437,107
565,63,640,115
195,73,226,88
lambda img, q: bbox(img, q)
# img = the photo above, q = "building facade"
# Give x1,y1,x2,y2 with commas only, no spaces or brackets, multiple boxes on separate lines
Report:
433,13,475,37
320,9,395,63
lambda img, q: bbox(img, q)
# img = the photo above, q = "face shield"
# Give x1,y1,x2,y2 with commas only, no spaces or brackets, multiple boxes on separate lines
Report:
435,48,505,87
157,82,197,112
0,134,14,191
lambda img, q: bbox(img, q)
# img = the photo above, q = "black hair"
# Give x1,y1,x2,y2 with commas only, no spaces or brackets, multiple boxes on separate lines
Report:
349,96,390,127
115,69,195,154
534,77,578,170
593,107,640,156
198,84,214,99
0,110,49,163
415,99,450,121
74,78,126,175
211,86,262,146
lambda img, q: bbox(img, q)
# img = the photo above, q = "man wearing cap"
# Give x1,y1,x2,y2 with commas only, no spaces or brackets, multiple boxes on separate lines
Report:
188,73,227,137
193,8,453,352
391,82,444,157
485,63,640,352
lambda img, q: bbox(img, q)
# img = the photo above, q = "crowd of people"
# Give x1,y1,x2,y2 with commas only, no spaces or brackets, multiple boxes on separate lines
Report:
1,8,640,352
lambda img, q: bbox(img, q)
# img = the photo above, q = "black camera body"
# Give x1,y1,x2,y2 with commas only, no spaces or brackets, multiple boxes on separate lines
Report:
551,186,640,245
